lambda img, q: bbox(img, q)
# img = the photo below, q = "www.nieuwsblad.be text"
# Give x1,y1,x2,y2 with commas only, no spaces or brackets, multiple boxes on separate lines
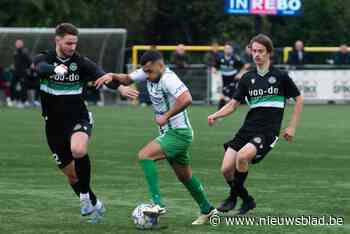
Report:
209,215,344,226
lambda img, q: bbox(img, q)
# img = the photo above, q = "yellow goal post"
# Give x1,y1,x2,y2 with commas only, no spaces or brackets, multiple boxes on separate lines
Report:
133,45,342,65
132,45,225,66
283,47,340,63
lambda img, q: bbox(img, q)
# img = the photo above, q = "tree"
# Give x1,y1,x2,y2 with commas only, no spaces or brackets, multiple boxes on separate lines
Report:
0,0,349,47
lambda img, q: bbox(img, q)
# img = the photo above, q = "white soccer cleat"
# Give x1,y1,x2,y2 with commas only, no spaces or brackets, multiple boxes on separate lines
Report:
16,102,24,108
88,200,106,224
6,97,13,107
24,101,31,107
80,196,94,216
192,208,218,225
142,204,166,216
94,200,106,216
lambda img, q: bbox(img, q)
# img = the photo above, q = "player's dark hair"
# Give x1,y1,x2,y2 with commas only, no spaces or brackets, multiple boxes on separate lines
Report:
224,41,233,48
140,50,163,66
55,23,79,37
249,34,274,53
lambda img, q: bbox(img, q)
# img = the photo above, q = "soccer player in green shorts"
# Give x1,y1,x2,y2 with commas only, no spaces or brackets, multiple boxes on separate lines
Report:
95,50,217,225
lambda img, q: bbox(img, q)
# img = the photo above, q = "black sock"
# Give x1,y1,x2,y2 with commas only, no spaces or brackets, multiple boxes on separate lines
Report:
71,182,80,196
70,182,97,206
226,180,237,198
233,171,250,202
74,155,91,194
89,189,97,206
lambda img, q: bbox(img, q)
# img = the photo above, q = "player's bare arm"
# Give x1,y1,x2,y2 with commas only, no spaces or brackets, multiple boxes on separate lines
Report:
208,99,240,125
235,64,250,80
94,73,139,99
283,95,304,142
95,73,133,88
155,91,192,126
117,85,139,100
94,73,114,88
112,73,134,85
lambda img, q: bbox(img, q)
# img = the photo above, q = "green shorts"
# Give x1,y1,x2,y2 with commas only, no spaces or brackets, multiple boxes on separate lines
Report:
156,128,193,165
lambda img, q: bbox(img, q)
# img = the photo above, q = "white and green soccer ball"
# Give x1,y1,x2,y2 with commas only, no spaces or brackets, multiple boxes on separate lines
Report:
132,204,159,229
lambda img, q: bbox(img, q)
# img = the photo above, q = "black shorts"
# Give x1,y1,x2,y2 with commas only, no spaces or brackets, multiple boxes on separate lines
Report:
222,76,238,98
224,131,279,164
45,113,93,169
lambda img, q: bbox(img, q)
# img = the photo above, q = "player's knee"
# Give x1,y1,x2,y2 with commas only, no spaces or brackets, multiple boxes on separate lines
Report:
71,145,87,158
236,155,249,170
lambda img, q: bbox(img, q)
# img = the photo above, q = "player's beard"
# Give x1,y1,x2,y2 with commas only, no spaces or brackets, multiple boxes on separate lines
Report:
62,49,75,58
57,46,75,58
156,71,163,82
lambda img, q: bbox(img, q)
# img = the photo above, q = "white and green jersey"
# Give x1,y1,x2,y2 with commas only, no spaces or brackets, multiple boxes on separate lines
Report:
130,68,192,133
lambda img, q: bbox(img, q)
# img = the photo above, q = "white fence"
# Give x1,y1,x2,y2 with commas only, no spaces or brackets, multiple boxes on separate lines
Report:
290,69,350,102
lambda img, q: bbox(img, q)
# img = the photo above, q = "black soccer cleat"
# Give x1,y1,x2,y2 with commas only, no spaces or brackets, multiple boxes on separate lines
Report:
217,195,237,213
238,196,256,215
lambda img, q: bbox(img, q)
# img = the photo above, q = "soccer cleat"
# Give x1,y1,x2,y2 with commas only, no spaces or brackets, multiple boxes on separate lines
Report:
192,208,218,225
33,100,41,107
24,101,31,107
142,204,166,216
88,200,106,224
16,102,24,108
80,197,94,216
6,97,13,107
217,195,237,213
94,200,106,216
238,196,256,215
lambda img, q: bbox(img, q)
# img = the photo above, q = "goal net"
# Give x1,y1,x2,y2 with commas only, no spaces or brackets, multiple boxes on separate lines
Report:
0,27,127,72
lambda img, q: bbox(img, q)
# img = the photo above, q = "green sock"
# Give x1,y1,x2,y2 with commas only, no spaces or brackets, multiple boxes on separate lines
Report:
139,159,163,206
183,176,213,214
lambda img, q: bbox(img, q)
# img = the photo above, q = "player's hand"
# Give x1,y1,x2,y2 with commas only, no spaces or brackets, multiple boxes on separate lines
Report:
95,74,114,89
118,85,139,99
155,115,168,126
282,127,295,142
208,114,217,126
54,64,68,75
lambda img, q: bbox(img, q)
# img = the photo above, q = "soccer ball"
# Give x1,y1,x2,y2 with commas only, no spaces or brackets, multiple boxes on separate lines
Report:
132,204,159,229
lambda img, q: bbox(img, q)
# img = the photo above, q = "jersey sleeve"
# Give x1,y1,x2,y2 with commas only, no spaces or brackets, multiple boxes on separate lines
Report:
33,53,48,65
234,56,244,69
215,54,223,69
129,68,147,82
232,75,248,102
163,73,188,98
80,57,106,81
33,53,55,76
283,73,301,99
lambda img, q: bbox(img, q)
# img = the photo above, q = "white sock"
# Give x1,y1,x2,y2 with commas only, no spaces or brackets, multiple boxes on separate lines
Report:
80,193,90,200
